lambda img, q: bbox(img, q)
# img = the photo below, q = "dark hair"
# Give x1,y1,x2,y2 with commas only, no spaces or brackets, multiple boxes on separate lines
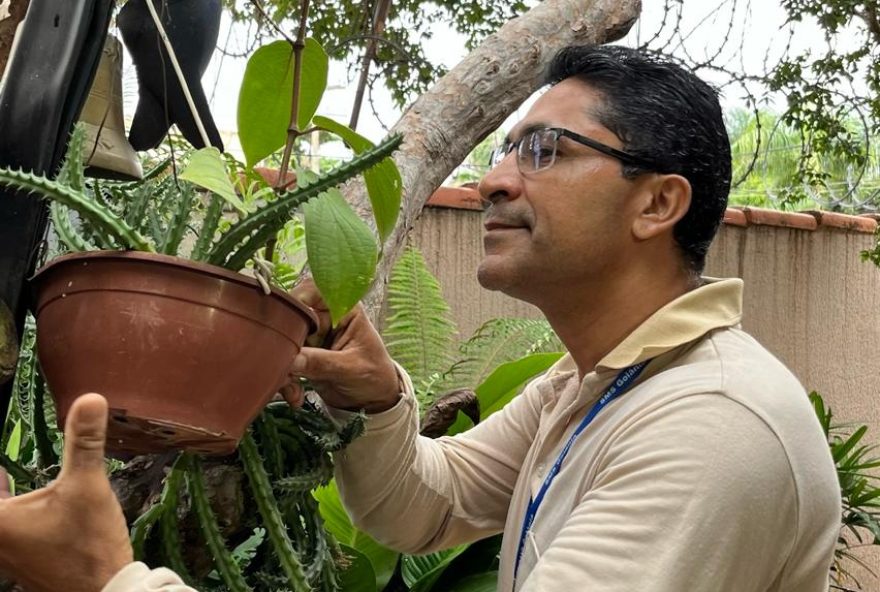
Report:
546,45,731,274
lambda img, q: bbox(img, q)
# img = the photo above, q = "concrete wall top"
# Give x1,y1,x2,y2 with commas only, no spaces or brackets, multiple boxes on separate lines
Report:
427,185,880,234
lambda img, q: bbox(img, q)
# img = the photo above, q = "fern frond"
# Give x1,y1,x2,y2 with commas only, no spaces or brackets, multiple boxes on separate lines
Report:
208,133,402,269
436,318,563,393
382,247,458,406
0,167,153,251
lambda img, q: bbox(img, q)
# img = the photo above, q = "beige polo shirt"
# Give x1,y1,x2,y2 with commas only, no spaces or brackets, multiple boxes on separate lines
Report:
331,278,840,592
102,278,840,592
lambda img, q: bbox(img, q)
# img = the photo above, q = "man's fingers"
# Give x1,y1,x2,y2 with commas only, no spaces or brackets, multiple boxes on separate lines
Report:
290,346,354,382
280,382,305,408
59,393,109,478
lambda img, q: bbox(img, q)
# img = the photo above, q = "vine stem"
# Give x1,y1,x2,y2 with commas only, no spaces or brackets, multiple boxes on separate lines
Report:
276,0,312,188
349,0,392,131
142,0,212,148
267,0,312,261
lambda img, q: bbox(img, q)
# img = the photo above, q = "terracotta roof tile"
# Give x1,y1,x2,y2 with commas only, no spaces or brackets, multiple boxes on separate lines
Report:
805,210,878,233
723,208,748,227
423,188,879,235
426,186,484,211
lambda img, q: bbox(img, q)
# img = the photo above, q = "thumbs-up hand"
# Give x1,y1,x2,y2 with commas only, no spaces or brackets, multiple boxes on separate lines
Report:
0,393,133,592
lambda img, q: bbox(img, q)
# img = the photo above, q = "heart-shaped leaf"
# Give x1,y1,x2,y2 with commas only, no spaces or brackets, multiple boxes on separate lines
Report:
238,38,328,167
312,115,402,243
303,188,378,325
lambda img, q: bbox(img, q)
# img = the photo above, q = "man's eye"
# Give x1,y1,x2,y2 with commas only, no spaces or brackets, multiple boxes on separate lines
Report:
535,146,554,160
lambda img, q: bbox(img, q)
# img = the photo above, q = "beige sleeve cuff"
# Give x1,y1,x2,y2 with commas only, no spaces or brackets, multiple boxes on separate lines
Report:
101,562,197,592
322,360,416,430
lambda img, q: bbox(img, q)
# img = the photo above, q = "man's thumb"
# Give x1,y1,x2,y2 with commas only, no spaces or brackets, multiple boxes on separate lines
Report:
60,393,109,477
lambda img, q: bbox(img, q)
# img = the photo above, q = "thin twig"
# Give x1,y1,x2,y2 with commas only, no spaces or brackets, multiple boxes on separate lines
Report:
268,0,312,261
350,0,392,130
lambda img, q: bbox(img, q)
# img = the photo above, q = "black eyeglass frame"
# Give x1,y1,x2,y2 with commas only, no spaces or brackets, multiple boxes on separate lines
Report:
489,127,660,173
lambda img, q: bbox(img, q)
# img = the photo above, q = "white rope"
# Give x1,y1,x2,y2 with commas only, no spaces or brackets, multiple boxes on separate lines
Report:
143,0,212,148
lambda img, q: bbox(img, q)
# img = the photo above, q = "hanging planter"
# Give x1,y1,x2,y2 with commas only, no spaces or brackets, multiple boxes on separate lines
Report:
32,250,317,455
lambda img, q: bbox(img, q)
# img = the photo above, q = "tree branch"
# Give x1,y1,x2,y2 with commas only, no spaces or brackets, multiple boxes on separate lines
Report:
343,0,643,323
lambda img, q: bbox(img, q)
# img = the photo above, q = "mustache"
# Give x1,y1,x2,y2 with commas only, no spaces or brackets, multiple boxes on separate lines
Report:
482,205,531,228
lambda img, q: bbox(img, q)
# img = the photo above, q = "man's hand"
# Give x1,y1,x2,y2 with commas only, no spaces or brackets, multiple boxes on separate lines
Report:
283,280,401,413
0,393,133,592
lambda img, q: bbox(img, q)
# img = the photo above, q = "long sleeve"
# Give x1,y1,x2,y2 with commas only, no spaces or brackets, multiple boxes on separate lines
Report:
101,562,197,592
327,368,544,554
517,394,827,592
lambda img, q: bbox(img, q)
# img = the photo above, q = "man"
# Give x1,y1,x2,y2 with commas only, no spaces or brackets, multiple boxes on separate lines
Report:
0,45,840,591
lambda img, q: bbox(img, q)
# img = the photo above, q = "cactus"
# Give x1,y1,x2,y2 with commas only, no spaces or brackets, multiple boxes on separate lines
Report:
56,124,87,193
239,432,311,591
50,202,94,252
207,133,402,268
158,457,191,583
187,455,253,592
191,193,224,262
161,182,197,255
0,168,153,252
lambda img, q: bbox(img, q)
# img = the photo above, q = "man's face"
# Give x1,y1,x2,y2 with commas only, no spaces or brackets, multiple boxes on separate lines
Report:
476,79,646,304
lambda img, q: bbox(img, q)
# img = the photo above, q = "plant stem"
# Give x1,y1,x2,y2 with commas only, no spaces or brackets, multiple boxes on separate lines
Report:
349,0,392,131
276,0,312,189
268,0,312,262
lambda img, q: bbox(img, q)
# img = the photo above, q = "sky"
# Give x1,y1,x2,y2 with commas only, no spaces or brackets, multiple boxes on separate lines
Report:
115,0,841,166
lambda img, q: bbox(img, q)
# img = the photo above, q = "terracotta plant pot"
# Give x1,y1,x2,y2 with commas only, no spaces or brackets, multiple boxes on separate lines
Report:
31,251,317,455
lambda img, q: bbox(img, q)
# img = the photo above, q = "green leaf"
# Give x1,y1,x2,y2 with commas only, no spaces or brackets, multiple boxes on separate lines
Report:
237,38,328,167
444,410,476,437
5,419,21,461
401,545,470,592
382,247,457,406
179,148,245,213
312,115,402,242
313,480,399,590
476,352,564,419
447,572,499,592
336,545,379,592
303,188,378,325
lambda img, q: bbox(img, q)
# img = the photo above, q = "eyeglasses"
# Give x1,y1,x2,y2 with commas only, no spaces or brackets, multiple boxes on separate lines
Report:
488,127,658,174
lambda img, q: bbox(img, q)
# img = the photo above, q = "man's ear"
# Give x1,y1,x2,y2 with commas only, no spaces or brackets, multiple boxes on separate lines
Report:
631,174,692,241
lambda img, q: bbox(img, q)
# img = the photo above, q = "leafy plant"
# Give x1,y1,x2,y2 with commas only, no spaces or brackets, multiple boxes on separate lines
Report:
0,8,407,590
811,392,880,591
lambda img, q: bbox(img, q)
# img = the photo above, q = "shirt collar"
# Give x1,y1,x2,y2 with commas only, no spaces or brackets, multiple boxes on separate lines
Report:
596,277,743,371
546,277,743,377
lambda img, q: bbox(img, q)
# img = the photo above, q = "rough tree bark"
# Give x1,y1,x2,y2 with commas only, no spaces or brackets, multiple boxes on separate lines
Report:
350,0,641,323
0,0,29,79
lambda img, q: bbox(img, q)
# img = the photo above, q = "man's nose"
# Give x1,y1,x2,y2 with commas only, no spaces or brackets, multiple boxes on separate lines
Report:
478,151,523,206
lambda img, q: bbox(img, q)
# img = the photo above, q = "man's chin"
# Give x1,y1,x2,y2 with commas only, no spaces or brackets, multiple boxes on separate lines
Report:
477,259,517,293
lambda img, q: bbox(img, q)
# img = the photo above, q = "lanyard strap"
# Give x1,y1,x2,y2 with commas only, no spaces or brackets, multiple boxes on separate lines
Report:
512,360,651,586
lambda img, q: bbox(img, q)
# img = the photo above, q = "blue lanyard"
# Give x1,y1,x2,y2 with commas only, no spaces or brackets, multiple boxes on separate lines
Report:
512,360,651,586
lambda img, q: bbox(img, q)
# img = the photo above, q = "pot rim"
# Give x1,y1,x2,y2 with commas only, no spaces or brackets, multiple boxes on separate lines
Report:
31,250,320,332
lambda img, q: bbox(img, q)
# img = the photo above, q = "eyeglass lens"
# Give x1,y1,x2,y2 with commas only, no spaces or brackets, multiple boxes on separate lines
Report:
489,129,559,172
518,129,557,172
